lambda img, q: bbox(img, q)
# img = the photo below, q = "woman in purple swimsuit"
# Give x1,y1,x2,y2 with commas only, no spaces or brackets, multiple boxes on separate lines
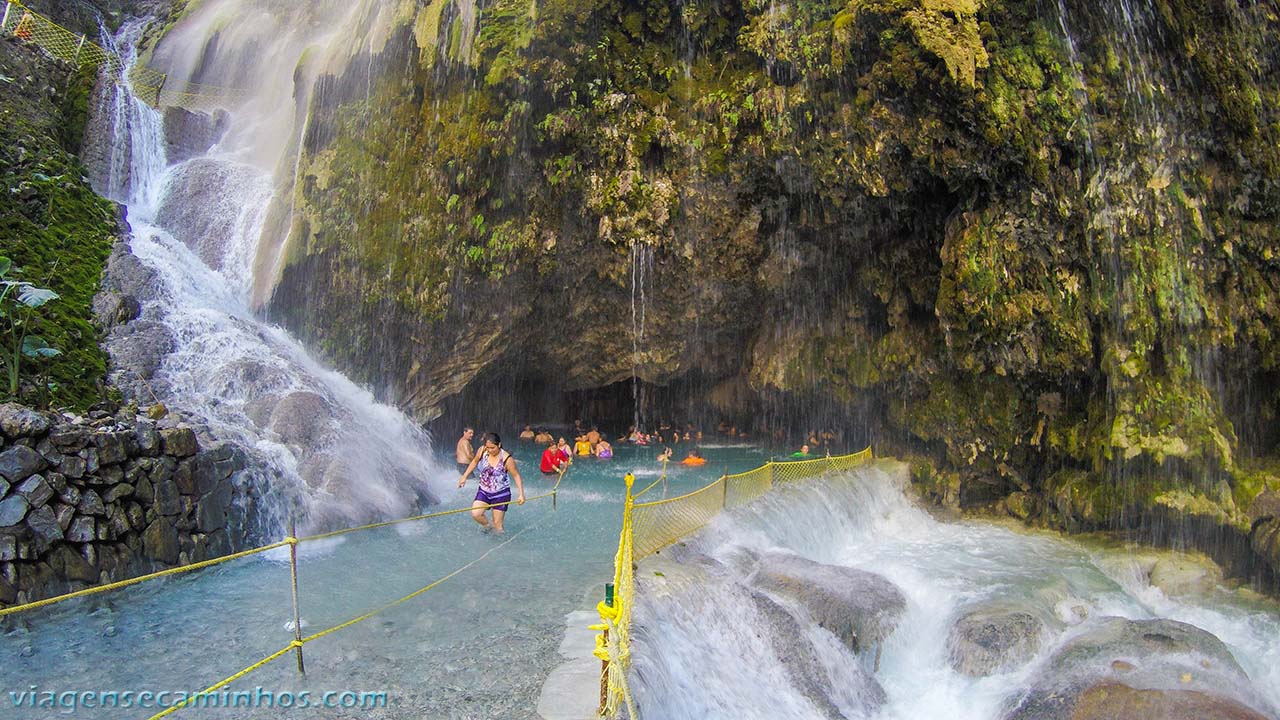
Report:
458,432,526,532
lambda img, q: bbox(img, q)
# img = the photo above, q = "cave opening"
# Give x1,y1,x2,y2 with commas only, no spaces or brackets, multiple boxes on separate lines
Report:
426,362,878,458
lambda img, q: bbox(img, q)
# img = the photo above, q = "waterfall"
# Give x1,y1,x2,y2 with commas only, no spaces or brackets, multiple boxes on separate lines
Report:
90,3,451,534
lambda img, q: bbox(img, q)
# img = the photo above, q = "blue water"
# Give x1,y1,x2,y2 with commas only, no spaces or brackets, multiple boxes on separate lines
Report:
0,441,770,720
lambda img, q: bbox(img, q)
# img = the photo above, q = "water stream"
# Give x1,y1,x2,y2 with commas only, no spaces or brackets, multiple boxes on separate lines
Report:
629,462,1280,720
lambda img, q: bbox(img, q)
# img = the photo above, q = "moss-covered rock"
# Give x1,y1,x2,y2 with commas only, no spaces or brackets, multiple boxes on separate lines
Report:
0,37,117,411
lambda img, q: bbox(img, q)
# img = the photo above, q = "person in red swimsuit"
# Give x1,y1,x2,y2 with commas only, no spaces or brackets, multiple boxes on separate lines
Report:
540,440,569,474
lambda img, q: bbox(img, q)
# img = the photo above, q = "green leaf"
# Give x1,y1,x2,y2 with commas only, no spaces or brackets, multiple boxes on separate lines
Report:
0,256,10,276
18,285,58,307
22,335,59,358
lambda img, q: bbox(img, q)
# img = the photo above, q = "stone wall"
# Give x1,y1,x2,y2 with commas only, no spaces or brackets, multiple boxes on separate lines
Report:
0,402,255,608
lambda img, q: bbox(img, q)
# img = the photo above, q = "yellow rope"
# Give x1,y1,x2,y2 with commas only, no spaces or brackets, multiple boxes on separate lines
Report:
2,465,569,616
0,541,291,618
149,513,553,718
298,490,557,542
302,525,534,644
146,642,299,719
632,458,669,500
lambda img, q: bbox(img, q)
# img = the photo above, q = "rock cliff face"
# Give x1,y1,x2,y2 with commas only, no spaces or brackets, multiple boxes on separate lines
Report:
263,0,1280,574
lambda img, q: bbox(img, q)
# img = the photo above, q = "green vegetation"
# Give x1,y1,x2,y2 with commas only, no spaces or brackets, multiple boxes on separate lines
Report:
0,105,116,411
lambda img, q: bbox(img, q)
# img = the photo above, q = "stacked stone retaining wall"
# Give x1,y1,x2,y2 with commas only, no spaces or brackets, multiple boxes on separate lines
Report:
0,403,255,608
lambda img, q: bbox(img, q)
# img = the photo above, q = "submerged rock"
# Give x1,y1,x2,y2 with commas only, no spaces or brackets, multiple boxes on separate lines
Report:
748,591,886,719
1002,617,1274,720
750,552,906,653
947,605,1047,677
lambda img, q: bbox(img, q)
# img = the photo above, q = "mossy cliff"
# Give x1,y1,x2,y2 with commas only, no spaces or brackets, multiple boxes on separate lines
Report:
267,0,1280,574
0,32,118,412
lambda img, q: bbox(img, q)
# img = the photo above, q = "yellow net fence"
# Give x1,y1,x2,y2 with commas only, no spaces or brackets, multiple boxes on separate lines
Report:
595,447,874,718
1,0,244,111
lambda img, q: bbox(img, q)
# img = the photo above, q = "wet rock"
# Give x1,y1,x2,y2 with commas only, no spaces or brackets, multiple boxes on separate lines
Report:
1069,681,1270,720
1249,519,1280,579
1148,555,1222,597
142,519,179,564
47,545,96,583
58,454,87,479
152,480,182,516
196,480,232,532
160,427,198,457
105,320,175,394
133,420,160,455
47,426,89,451
0,445,46,482
748,591,886,718
268,391,335,446
93,431,129,465
1001,617,1273,720
0,403,50,438
1005,491,1041,522
93,292,143,329
947,606,1047,677
1247,490,1280,526
751,552,906,653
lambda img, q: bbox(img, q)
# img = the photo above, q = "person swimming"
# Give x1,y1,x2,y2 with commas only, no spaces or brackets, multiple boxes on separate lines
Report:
681,449,707,466
596,439,613,459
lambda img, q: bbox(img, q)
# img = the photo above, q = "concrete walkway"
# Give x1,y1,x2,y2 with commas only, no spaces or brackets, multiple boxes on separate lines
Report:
537,609,603,720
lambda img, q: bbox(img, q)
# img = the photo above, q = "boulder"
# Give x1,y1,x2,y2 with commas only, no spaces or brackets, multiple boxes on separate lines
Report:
751,552,906,653
1246,490,1280,526
77,490,106,517
1148,555,1222,596
1069,681,1270,720
1001,617,1273,720
93,431,129,465
47,426,90,451
748,591,886,718
947,606,1047,677
267,391,336,446
66,516,95,543
0,403,50,438
26,506,63,548
47,545,97,583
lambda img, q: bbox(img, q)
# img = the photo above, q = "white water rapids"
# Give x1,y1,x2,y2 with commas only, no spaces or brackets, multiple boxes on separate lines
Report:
628,462,1280,720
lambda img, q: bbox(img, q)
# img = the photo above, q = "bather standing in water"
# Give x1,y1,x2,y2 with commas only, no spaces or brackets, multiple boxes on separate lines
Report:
458,432,525,532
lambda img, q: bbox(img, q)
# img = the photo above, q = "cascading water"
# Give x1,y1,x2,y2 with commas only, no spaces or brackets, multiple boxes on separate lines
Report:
630,463,1280,719
90,3,451,534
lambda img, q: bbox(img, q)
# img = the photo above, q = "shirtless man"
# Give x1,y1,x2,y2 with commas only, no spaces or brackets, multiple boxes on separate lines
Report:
455,427,475,474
